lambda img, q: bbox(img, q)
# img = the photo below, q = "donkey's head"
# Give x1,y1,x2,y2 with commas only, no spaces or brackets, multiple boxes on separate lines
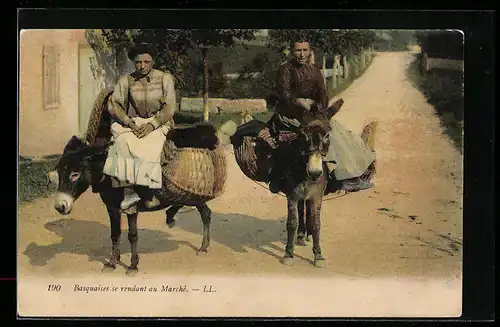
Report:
48,136,108,215
296,98,344,180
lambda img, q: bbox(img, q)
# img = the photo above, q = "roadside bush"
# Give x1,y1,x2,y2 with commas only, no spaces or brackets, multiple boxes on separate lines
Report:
19,156,60,204
406,54,464,153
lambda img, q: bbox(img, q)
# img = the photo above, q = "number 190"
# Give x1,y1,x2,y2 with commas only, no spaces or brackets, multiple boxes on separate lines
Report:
47,284,61,292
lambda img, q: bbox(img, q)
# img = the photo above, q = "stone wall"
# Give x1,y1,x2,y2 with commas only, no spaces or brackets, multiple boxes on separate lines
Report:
422,53,464,72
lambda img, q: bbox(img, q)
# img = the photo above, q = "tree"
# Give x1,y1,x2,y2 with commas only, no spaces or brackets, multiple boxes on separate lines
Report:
372,30,417,51
267,29,376,58
179,29,258,120
265,29,376,87
86,29,257,121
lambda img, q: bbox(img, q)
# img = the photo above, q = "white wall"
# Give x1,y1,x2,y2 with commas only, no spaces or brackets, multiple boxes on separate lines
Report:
19,29,82,157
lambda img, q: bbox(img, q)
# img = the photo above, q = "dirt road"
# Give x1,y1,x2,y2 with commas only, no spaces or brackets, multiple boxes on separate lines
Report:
17,52,463,316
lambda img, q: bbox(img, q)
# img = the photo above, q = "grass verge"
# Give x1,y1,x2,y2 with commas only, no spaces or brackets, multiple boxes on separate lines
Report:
327,53,375,99
19,156,60,205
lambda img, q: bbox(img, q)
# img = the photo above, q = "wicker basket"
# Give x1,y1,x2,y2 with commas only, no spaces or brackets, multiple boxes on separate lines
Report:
85,88,114,145
159,141,227,204
233,136,273,183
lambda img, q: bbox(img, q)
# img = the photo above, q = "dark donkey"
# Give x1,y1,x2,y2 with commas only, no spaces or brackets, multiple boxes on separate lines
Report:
232,98,376,267
48,90,224,275
271,104,343,268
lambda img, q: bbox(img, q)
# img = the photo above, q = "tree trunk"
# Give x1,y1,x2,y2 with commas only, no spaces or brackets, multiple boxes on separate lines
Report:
115,45,128,78
361,49,366,71
322,54,327,87
202,47,209,122
342,55,349,79
332,54,341,90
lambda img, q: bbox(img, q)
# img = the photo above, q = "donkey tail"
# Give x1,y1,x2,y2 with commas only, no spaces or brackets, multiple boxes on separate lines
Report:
360,121,378,152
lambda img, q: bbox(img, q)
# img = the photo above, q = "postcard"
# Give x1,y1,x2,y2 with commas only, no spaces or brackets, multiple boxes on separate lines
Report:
17,26,464,318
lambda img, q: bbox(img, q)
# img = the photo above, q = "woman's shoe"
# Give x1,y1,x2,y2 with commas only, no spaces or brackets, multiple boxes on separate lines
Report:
120,187,141,210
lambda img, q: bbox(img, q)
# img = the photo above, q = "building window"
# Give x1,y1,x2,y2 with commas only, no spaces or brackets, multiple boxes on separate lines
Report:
42,45,60,110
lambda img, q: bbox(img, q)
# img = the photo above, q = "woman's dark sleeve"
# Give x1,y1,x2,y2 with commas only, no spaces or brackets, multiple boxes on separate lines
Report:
276,65,298,110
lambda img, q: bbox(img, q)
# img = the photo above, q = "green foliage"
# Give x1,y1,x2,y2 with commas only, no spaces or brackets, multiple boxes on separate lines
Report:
218,29,379,105
373,30,417,52
267,29,376,56
414,30,463,60
218,49,283,102
326,52,374,99
87,29,258,92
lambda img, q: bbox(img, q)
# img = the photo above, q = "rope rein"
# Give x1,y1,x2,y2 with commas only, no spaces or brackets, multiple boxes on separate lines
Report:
248,178,349,201
177,181,348,215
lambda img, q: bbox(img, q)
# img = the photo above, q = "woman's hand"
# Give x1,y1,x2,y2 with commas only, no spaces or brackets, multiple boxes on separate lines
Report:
128,121,141,137
136,123,155,138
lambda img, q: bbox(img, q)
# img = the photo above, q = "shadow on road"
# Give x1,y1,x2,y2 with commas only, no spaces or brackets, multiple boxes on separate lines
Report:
173,210,292,261
22,211,294,267
23,218,181,267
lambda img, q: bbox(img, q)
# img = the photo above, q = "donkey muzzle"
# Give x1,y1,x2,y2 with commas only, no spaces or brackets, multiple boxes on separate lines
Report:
307,153,323,180
54,192,74,215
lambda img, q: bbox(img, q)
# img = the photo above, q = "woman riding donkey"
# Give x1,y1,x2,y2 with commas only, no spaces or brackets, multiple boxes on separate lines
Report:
103,42,177,212
265,36,375,193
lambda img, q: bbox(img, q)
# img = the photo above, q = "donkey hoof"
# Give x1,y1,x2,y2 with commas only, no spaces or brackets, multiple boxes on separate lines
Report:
314,259,325,268
196,248,208,256
102,263,116,272
281,255,294,265
126,267,139,276
166,219,176,229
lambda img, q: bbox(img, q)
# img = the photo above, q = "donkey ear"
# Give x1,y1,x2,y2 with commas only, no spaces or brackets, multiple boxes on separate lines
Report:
329,98,344,112
65,135,84,151
325,98,344,119
70,135,81,143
